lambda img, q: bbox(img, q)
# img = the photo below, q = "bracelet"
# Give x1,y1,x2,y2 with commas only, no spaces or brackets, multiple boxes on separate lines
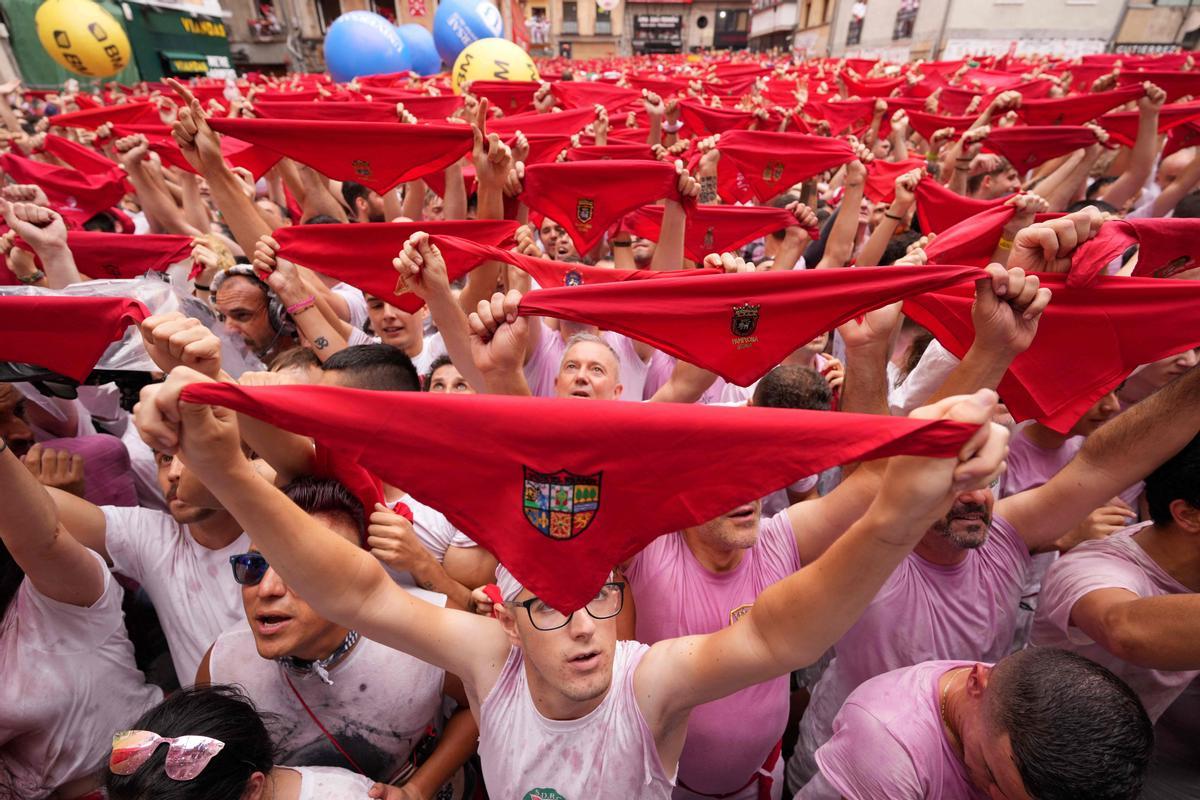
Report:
662,119,683,133
997,236,1014,251
884,211,905,221
612,241,631,247
286,295,316,314
290,303,317,315
194,282,211,291
18,269,45,285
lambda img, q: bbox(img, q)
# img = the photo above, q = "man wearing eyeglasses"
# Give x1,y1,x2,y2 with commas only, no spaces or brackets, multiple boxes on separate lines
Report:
133,355,1010,798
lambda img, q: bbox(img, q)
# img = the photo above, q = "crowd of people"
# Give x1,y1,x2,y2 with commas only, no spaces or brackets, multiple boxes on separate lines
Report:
0,48,1199,800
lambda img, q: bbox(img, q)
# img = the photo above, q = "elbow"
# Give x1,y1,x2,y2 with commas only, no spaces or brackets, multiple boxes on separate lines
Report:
1098,605,1154,666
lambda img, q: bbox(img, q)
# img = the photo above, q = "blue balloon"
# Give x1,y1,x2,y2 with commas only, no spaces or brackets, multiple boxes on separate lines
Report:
432,0,504,66
324,11,410,83
396,23,441,76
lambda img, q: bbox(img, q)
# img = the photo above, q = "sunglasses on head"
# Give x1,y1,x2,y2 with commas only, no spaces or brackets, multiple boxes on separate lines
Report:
109,730,225,781
230,552,269,586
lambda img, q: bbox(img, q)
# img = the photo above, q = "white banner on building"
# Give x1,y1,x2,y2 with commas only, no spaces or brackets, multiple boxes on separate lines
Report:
124,0,227,19
942,38,1106,60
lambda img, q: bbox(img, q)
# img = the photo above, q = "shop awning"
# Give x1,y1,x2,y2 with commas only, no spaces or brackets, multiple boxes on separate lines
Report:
161,50,209,75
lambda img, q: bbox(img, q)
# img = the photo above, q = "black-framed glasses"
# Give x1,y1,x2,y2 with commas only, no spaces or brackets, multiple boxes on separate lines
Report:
518,582,625,631
229,553,269,586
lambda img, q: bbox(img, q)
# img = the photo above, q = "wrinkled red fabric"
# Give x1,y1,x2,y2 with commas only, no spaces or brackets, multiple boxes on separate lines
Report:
550,81,640,111
564,143,655,162
1118,70,1200,102
518,262,979,385
385,94,464,120
1068,218,1200,285
905,110,976,142
905,274,1200,433
465,80,539,115
1163,120,1200,159
717,130,856,202
521,160,689,252
208,118,473,193
0,296,148,381
182,381,978,612
984,126,1099,171
622,203,805,262
252,100,400,122
924,205,1060,267
1017,85,1143,126
47,102,158,130
915,178,1004,233
113,123,281,180
677,100,756,136
0,152,124,218
863,158,926,204
45,232,192,279
272,220,519,311
1099,100,1200,148
803,99,883,136
489,106,597,137
40,134,122,178
842,72,906,97
519,132,575,164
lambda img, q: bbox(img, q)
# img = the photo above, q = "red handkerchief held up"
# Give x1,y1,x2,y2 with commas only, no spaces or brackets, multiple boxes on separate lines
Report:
915,178,1006,234
521,160,687,253
518,264,980,386
182,382,979,612
252,100,402,123
0,296,148,381
40,134,122,178
208,118,473,193
924,206,1061,267
1016,86,1143,126
904,274,1200,433
622,204,802,263
1068,218,1200,286
0,153,125,218
47,102,158,130
983,126,1099,171
273,219,519,311
717,130,856,202
65,232,193,279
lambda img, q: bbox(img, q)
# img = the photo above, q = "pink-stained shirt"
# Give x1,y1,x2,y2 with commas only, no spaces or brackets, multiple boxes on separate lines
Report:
625,512,800,799
806,660,984,800
1031,525,1195,722
791,516,1030,792
478,639,675,798
524,327,649,400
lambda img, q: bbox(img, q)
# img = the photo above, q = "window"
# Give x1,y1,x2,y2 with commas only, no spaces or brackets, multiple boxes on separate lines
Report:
596,7,611,34
892,0,918,40
846,0,865,45
561,0,578,34
316,0,341,32
716,8,748,32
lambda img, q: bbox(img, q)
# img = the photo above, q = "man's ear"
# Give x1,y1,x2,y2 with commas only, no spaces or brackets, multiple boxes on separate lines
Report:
966,662,992,698
496,602,523,648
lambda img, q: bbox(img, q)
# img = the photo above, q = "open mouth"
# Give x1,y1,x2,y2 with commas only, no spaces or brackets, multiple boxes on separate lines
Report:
381,325,405,336
255,614,291,635
726,504,756,520
569,389,592,398
567,650,600,670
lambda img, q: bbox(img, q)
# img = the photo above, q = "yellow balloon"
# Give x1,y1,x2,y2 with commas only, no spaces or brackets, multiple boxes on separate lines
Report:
452,37,538,96
36,0,131,78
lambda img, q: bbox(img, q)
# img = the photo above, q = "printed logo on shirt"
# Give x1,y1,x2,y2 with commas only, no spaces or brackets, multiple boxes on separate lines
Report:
523,789,567,800
729,603,753,625
576,198,595,226
730,302,760,349
352,159,372,178
762,161,785,183
564,269,584,286
522,467,601,540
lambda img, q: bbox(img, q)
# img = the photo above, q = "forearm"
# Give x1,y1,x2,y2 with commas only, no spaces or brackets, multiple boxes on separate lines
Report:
650,200,686,271
1150,155,1200,217
37,243,85,288
856,217,901,267
443,162,467,220
648,359,717,403
927,344,1014,404
207,167,273,256
176,171,213,233
841,342,890,415
298,167,347,223
611,232,636,269
771,230,807,270
1038,151,1094,212
407,708,479,798
230,405,317,481
482,367,533,396
816,184,864,268
1,444,59,549
0,93,21,134
402,180,426,220
126,165,202,236
383,187,404,222
1099,113,1157,209
457,184,507,314
425,292,489,392
409,555,474,611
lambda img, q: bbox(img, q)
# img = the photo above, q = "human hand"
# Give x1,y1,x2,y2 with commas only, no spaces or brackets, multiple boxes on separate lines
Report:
393,231,451,300
701,252,753,273
838,301,902,350
1003,192,1048,231
468,290,528,375
969,263,1052,356
473,127,513,191
0,199,67,253
132,366,242,478
22,444,85,497
1,183,49,206
533,82,555,114
167,78,226,173
643,90,665,119
892,168,922,209
1139,81,1167,113
1008,206,1105,273
674,159,698,199
1056,497,1135,552
140,312,224,379
367,503,435,573
510,130,530,165
821,356,845,393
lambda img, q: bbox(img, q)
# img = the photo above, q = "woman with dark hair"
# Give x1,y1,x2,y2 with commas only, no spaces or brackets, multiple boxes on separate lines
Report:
106,685,388,799
0,437,161,799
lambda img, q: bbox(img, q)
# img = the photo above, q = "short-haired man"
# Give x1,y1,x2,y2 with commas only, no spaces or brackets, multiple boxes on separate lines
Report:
804,648,1152,800
342,181,386,223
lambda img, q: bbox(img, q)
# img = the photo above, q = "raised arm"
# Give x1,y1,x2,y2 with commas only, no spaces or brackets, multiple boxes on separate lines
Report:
856,168,919,267
1098,83,1166,211
815,152,869,269
459,125,513,316
638,390,1008,724
0,435,106,606
649,163,699,272
0,200,84,288
132,368,511,687
1070,588,1200,671
999,362,1200,550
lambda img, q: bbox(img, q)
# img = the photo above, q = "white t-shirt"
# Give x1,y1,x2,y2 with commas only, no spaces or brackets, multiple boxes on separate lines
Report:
383,496,478,587
0,551,162,799
102,506,250,682
331,283,369,331
346,328,448,377
287,765,376,799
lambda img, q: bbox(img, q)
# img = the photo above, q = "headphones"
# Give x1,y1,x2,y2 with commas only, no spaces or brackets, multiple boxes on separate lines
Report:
210,265,296,357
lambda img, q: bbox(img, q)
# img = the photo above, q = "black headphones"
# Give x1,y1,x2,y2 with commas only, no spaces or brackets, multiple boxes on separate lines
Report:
210,265,296,356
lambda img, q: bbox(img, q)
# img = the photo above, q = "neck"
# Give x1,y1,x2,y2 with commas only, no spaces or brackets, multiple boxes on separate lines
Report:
913,533,971,567
1135,524,1200,591
382,482,406,502
187,511,245,551
939,667,970,760
1023,423,1069,450
291,627,354,663
681,528,745,572
405,337,424,358
524,663,609,721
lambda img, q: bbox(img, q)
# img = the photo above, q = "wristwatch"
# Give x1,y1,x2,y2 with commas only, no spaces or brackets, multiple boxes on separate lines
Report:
17,269,45,285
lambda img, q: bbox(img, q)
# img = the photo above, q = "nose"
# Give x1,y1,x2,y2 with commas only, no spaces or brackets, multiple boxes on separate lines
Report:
1099,392,1120,414
0,416,33,447
166,458,185,484
956,487,989,506
567,606,597,639
1180,349,1199,368
223,318,244,336
256,566,287,598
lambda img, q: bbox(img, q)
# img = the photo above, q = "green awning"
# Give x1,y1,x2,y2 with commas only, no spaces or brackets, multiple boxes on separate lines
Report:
160,50,209,75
